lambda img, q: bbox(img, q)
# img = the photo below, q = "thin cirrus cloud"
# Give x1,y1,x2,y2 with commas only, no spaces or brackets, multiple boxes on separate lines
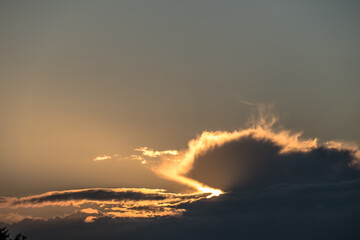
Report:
93,148,179,164
0,213,44,224
134,147,179,158
130,147,180,165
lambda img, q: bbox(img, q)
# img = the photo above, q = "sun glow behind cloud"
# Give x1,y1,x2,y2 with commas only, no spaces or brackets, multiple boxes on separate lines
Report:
129,110,359,199
0,188,211,223
1,110,360,224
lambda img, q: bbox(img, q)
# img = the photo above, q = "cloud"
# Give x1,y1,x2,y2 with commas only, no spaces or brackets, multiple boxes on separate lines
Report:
80,208,99,214
84,216,97,223
6,178,360,240
93,155,112,161
2,110,360,239
0,213,44,224
187,136,359,190
128,147,180,165
0,188,210,224
135,147,179,158
144,110,358,197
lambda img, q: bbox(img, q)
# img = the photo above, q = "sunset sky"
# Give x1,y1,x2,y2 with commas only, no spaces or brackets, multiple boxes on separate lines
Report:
1,1,360,239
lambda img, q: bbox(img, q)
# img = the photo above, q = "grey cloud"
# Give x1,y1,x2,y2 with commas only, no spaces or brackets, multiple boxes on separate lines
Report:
11,189,167,207
188,136,360,191
2,132,360,240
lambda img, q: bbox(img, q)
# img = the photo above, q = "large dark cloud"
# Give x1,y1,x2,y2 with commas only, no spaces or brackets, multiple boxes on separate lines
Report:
175,137,360,239
188,136,360,191
3,136,360,239
5,186,360,240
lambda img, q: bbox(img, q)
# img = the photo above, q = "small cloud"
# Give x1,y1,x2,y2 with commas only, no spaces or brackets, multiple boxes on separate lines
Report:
84,216,97,223
240,99,259,106
130,155,144,161
93,155,112,161
81,208,99,214
135,147,179,158
129,148,179,165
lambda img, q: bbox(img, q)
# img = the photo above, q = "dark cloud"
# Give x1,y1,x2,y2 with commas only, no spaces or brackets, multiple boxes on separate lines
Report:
11,189,167,206
1,188,210,209
188,136,360,191
181,136,360,239
2,135,360,239
0,188,211,225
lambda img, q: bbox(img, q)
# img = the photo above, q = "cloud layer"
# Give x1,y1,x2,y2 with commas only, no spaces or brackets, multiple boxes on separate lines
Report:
0,188,210,223
2,112,360,239
130,112,359,196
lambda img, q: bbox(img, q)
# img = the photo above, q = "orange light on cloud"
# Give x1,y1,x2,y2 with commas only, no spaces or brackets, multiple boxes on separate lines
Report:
3,111,359,224
135,147,179,158
0,188,213,223
93,155,112,161
142,112,360,197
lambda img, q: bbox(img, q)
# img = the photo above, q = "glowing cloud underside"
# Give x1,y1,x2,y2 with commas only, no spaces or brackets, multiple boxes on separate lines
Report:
0,188,211,223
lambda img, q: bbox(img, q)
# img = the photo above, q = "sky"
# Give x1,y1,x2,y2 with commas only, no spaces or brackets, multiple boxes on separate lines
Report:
0,1,360,239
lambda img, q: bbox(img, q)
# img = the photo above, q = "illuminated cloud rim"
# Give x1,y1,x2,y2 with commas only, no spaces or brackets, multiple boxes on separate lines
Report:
0,188,210,223
136,114,360,195
1,113,360,224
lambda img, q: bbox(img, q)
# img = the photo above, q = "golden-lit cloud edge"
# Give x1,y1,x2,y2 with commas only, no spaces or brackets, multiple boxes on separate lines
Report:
2,110,360,224
0,188,211,224
131,111,359,198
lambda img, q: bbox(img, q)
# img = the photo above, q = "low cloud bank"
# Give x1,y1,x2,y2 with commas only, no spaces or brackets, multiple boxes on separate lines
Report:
2,111,360,239
0,188,210,223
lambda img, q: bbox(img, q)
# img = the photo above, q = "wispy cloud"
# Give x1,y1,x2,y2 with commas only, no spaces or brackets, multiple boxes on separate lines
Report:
127,147,180,165
0,213,44,224
135,147,179,158
93,155,112,161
